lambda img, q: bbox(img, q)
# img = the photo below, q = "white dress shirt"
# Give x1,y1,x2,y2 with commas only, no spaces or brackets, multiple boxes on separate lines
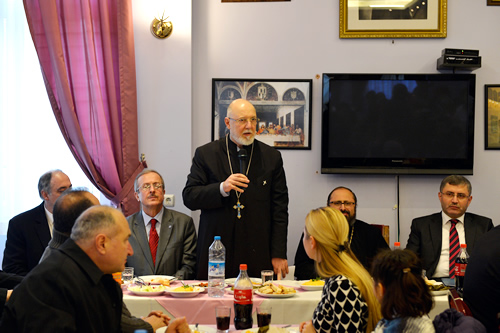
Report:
141,208,164,241
433,211,466,278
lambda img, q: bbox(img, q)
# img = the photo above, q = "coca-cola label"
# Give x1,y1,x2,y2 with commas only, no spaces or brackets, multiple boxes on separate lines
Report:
454,263,467,277
234,289,252,304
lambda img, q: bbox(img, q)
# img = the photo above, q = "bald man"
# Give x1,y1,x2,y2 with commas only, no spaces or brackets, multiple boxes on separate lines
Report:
183,99,289,279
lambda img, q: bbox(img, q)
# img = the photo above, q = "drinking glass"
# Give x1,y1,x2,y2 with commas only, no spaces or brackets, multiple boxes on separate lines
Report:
256,305,272,328
123,267,134,283
215,306,231,333
261,270,273,284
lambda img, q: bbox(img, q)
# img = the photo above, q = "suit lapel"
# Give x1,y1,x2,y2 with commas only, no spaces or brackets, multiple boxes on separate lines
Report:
132,213,155,271
34,203,51,247
464,213,475,247
155,210,174,272
430,214,443,257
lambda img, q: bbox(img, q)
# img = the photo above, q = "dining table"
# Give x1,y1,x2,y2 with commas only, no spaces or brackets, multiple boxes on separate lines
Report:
123,280,450,326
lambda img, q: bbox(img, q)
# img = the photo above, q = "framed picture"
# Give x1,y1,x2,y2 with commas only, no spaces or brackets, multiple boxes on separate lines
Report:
212,79,312,150
485,85,500,149
340,0,447,38
222,0,289,2
487,0,500,5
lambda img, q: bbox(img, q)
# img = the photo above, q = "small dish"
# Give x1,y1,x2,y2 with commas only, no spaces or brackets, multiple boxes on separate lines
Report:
165,286,205,298
255,290,297,298
128,284,166,296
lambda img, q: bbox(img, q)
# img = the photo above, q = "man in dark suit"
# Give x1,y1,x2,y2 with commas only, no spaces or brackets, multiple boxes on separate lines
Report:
294,186,389,280
126,170,197,279
183,99,289,280
406,175,494,279
2,170,72,275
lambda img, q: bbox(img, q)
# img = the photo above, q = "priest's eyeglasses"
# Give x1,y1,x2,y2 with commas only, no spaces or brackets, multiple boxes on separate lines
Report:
137,183,164,192
329,201,355,208
441,192,469,200
228,117,259,125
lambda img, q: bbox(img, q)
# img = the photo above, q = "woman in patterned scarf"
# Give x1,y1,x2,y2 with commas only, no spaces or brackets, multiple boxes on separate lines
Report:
299,207,381,333
371,249,434,332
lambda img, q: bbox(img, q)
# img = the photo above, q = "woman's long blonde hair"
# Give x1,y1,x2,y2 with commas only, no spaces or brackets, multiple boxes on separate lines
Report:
304,207,381,333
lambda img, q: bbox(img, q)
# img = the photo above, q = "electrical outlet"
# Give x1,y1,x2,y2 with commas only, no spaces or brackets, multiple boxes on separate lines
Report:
164,194,174,207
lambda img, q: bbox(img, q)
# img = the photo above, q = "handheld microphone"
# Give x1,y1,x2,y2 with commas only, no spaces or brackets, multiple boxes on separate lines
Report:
238,149,248,174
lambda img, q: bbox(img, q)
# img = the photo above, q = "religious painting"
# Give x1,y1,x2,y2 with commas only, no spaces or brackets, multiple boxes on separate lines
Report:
485,85,500,149
340,0,447,38
212,79,312,150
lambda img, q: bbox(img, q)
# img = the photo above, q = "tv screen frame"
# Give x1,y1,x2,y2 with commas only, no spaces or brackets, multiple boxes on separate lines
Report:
321,73,476,175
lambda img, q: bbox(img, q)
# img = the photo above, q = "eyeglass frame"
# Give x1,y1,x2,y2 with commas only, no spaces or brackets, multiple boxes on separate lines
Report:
136,182,164,192
329,201,356,208
440,191,470,200
227,117,260,125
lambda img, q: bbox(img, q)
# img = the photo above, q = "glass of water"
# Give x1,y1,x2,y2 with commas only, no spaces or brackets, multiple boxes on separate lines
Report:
261,270,273,284
122,267,134,284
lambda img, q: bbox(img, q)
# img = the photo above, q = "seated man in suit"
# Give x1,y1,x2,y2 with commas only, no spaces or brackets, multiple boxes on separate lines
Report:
294,186,389,280
127,169,197,279
3,169,72,275
406,175,494,279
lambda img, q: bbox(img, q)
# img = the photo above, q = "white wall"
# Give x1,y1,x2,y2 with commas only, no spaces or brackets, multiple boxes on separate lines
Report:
134,0,500,265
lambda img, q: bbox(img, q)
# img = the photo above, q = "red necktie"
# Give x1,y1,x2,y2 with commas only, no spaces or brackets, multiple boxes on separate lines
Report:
149,219,159,266
449,219,460,278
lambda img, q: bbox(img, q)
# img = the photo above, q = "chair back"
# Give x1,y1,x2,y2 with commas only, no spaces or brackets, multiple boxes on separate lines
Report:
448,288,473,316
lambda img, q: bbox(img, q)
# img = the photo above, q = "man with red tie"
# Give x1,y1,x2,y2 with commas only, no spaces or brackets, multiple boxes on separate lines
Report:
406,175,493,279
126,170,197,279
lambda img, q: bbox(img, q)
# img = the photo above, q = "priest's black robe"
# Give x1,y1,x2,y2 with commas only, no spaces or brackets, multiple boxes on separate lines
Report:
183,136,289,279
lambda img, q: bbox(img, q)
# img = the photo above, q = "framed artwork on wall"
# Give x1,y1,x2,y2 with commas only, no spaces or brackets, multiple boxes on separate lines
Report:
212,79,312,150
485,85,500,150
222,0,290,2
339,0,447,38
487,0,500,5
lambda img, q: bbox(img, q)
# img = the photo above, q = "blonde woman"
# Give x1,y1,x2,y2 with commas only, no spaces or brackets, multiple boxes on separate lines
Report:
299,207,381,333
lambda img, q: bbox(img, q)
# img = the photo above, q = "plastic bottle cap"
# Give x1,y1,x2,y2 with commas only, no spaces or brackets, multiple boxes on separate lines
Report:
394,242,401,246
214,236,221,240
460,244,467,248
240,264,247,270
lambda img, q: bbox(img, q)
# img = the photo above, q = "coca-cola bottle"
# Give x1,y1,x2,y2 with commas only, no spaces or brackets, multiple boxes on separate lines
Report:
234,264,253,330
455,243,469,296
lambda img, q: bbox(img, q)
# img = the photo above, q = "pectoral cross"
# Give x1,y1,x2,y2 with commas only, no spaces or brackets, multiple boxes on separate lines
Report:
233,199,244,219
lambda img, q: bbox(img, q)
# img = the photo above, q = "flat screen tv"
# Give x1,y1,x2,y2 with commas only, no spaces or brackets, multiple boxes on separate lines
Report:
321,73,476,175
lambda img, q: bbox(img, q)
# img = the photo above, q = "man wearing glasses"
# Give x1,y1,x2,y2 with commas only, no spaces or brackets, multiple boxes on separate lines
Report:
406,175,493,279
294,186,389,280
183,99,289,280
126,170,197,279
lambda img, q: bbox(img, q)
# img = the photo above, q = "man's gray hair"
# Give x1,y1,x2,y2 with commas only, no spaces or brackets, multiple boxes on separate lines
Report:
440,175,472,195
38,169,62,199
133,169,164,192
71,206,118,242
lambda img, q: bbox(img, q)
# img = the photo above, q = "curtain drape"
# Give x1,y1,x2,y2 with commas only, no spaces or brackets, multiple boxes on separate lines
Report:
23,0,145,215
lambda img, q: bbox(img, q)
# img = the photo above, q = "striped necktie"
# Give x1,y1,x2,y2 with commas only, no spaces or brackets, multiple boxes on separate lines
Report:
449,219,460,278
149,219,159,266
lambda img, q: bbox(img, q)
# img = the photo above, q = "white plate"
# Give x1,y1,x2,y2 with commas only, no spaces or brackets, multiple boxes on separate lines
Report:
300,282,324,291
245,326,300,333
225,277,262,286
431,290,449,296
255,290,297,298
139,275,176,285
165,286,205,297
191,282,209,292
189,324,217,333
128,284,166,296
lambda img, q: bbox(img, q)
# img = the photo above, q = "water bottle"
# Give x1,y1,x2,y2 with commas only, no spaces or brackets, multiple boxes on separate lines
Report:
394,242,401,250
455,243,469,296
208,236,225,297
234,264,253,330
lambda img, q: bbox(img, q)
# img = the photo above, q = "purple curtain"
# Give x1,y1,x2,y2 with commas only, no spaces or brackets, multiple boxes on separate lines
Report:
23,0,145,215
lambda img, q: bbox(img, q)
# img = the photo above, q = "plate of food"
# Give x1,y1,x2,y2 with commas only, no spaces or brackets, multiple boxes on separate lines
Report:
138,275,175,286
225,277,262,286
255,282,297,298
300,279,325,291
191,282,209,292
244,327,300,333
165,285,205,298
128,284,167,296
189,324,216,333
425,279,450,296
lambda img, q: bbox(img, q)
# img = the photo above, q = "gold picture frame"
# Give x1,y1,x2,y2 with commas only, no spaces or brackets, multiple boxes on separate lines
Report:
487,0,500,5
485,85,500,150
340,0,447,38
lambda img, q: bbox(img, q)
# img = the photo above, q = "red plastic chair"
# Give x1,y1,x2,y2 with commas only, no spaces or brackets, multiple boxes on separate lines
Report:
448,288,473,317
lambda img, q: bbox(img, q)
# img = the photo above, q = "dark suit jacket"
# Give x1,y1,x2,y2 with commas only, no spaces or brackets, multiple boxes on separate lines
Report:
0,271,23,319
2,202,51,276
405,212,493,278
126,208,197,279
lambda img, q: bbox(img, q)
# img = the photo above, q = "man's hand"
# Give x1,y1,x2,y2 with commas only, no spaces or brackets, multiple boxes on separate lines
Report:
142,311,170,331
166,317,191,333
223,174,249,194
299,320,315,333
272,258,288,280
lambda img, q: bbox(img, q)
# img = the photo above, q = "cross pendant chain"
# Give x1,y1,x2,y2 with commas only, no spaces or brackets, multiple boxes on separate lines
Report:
233,199,244,219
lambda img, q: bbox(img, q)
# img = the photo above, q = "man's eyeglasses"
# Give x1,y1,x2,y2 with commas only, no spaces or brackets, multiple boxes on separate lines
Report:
137,183,163,192
228,117,259,125
441,192,469,200
329,201,355,208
